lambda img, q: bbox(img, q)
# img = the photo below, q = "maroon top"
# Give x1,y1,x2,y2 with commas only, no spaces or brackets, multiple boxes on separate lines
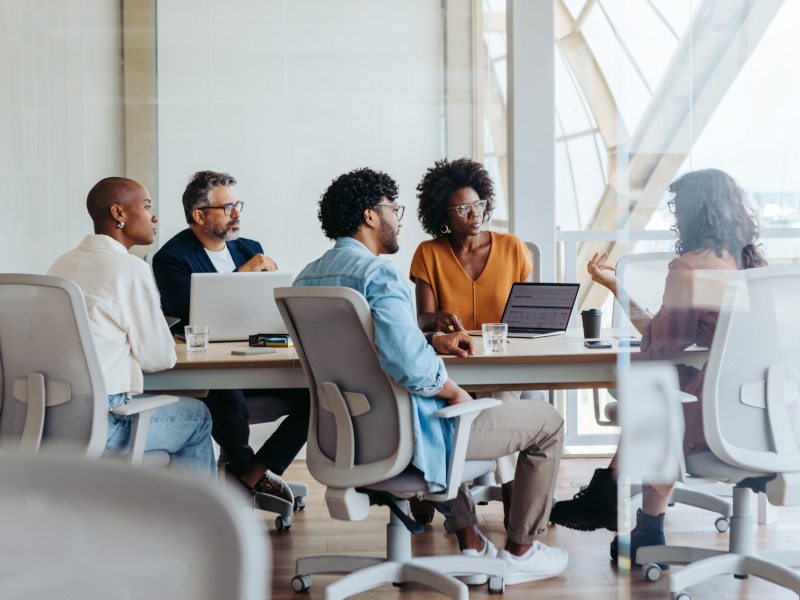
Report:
638,249,740,455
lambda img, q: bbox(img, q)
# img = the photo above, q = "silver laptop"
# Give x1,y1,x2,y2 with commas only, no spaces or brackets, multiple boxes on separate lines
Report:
189,271,294,342
498,282,580,338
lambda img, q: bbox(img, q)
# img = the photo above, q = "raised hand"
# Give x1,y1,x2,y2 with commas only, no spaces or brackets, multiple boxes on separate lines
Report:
587,251,617,293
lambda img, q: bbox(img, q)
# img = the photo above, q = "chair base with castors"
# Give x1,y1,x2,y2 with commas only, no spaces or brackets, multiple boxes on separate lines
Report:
292,496,505,600
637,483,800,599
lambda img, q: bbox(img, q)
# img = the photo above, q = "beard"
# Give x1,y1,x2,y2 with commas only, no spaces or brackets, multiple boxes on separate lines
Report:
206,219,240,242
378,217,400,254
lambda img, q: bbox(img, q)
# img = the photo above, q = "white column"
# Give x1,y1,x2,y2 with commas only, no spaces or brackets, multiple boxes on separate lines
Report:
507,0,556,281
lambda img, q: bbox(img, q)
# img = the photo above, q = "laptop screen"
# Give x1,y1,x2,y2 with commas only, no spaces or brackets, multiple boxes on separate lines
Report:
500,283,580,332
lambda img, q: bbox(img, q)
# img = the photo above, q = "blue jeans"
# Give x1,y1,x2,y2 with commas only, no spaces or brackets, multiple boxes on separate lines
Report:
106,393,215,478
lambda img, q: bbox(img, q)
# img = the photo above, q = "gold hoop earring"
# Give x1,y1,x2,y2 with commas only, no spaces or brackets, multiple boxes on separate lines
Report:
440,224,451,234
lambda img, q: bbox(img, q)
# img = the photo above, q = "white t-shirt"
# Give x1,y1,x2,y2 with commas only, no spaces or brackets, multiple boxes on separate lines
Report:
204,246,237,273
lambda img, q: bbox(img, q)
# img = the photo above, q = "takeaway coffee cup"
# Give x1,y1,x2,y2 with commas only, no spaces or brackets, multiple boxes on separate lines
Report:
581,309,602,339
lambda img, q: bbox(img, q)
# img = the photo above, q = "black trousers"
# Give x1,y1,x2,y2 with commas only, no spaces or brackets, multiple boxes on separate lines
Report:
202,387,310,477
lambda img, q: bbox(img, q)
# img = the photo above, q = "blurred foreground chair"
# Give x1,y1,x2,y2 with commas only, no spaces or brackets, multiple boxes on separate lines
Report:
637,266,800,599
0,274,176,464
0,451,268,599
276,286,505,600
598,253,735,530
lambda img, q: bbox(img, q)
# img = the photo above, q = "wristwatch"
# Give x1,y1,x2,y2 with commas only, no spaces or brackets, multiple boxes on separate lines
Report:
424,331,442,345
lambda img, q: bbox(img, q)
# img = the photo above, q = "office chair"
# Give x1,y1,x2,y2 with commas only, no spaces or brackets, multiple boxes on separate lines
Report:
0,451,268,600
0,274,179,465
594,253,734,531
275,286,506,599
637,266,800,599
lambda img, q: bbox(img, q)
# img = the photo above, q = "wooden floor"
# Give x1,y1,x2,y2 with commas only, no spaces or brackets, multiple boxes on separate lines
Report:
258,458,800,600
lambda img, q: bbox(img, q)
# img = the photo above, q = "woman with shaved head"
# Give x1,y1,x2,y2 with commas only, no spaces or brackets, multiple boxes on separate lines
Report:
48,177,214,475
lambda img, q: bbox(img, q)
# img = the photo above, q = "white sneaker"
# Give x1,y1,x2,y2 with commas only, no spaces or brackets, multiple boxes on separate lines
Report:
457,538,497,585
498,541,569,585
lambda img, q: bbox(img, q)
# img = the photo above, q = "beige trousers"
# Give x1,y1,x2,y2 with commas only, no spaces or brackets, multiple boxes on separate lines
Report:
443,397,564,545
476,390,549,484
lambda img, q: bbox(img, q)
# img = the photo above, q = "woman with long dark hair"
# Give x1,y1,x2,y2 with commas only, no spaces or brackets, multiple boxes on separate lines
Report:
550,168,766,562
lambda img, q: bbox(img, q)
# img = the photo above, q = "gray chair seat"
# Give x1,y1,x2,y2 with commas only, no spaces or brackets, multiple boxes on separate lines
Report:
366,460,496,496
685,450,765,483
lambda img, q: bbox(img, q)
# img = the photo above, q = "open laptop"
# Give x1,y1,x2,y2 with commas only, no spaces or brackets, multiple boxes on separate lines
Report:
189,271,294,342
489,282,580,338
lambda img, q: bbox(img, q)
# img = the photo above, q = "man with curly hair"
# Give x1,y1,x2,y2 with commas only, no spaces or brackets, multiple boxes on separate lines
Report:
153,170,309,510
294,167,568,586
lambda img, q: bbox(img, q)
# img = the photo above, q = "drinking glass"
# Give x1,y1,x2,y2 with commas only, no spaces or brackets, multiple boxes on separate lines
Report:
185,324,210,352
482,323,508,354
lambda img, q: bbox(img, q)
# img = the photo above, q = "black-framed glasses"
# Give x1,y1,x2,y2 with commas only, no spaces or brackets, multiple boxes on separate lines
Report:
667,199,676,214
200,201,244,216
374,203,405,221
447,200,487,218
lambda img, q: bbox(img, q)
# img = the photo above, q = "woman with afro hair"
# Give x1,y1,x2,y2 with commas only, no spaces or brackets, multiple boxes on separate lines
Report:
410,158,537,530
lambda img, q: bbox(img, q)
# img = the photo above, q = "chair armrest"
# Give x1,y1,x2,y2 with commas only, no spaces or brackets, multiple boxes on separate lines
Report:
426,398,502,503
434,398,501,418
111,395,178,465
110,395,177,416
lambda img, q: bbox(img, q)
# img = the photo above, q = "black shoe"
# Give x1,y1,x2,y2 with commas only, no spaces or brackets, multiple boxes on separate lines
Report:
549,467,617,531
610,509,667,567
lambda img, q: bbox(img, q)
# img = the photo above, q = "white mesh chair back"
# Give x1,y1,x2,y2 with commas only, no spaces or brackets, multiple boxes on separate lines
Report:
275,287,413,488
613,252,677,328
0,274,106,456
0,452,268,600
704,266,800,476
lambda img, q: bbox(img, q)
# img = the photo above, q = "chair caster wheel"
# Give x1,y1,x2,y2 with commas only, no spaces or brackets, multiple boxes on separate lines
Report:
412,513,433,526
294,496,306,511
672,592,691,600
291,575,312,592
276,515,292,531
488,575,505,594
714,516,730,532
644,563,662,582
392,581,407,588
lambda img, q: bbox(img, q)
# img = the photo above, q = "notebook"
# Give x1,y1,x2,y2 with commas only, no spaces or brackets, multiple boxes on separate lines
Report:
468,282,580,339
189,271,294,342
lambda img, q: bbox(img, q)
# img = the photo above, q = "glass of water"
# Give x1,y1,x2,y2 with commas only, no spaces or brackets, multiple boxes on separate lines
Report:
184,324,210,352
481,323,508,354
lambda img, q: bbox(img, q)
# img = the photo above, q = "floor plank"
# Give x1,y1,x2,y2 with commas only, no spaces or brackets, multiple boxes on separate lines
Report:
260,458,800,599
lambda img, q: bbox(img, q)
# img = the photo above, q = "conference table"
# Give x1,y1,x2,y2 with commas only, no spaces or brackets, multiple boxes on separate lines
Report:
142,328,708,393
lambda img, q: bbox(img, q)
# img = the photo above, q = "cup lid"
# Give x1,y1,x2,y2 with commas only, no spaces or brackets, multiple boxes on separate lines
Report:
581,308,602,315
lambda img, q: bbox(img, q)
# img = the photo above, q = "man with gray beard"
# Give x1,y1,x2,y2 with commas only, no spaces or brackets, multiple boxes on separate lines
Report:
154,170,309,508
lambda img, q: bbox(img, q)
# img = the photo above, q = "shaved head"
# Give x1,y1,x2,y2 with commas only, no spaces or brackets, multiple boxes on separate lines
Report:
86,177,146,224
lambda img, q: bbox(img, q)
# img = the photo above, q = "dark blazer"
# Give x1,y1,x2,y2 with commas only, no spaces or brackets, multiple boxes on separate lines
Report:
152,228,264,325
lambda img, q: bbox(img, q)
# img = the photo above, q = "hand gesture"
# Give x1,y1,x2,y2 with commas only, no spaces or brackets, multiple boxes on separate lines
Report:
431,331,475,358
238,253,279,272
431,311,465,333
587,251,617,293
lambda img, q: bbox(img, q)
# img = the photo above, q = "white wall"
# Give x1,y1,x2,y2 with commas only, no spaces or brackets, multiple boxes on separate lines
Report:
0,0,124,274
156,0,444,276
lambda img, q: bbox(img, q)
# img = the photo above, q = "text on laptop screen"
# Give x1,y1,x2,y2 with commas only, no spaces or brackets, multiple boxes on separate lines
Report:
502,284,579,331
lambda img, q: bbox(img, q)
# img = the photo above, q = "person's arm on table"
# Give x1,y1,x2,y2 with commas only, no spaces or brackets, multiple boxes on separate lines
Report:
128,261,177,372
414,279,465,333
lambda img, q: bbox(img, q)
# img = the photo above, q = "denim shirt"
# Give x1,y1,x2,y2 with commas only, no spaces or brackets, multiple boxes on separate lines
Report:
294,237,454,492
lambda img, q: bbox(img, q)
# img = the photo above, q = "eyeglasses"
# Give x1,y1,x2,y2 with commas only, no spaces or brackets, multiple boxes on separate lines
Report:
200,201,244,216
447,200,487,218
374,203,405,221
667,199,676,214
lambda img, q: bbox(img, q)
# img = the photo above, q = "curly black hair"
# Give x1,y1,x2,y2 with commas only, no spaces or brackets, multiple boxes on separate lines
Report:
671,169,766,269
318,168,399,240
416,158,495,238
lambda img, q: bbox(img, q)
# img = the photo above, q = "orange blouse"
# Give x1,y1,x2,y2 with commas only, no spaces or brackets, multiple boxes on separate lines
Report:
409,232,532,330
